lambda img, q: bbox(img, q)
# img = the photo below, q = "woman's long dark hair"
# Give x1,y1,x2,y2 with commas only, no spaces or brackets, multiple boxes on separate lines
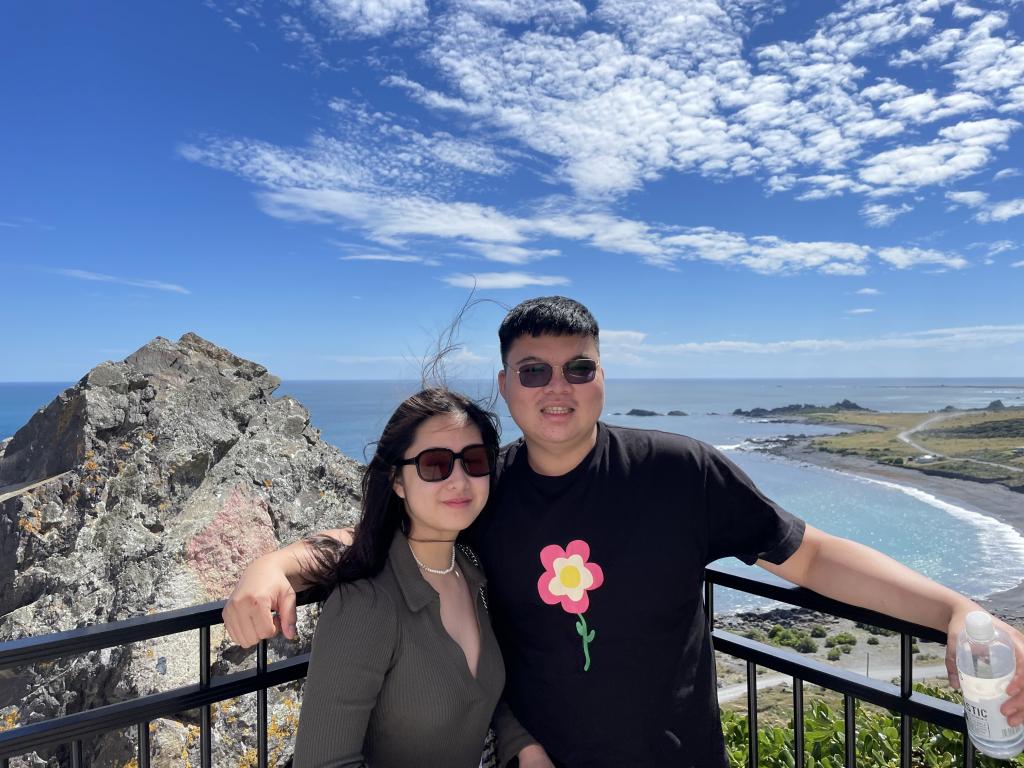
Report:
304,387,500,594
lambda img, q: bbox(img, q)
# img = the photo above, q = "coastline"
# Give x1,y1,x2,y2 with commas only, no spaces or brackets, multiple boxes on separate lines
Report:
766,437,1024,624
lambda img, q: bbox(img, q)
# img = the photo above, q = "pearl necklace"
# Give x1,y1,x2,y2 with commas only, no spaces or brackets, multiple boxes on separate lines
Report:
409,543,458,576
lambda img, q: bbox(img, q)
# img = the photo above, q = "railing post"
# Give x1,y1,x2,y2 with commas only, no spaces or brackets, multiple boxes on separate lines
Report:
704,578,714,631
963,731,975,768
258,639,268,768
900,633,913,768
746,661,758,768
70,739,83,768
137,720,150,768
844,694,856,768
793,677,804,768
200,626,212,768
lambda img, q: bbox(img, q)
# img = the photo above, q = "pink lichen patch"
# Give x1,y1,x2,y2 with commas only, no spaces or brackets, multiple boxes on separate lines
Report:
185,486,278,599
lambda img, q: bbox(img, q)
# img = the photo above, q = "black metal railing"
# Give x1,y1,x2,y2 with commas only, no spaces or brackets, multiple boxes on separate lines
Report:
705,565,976,768
0,594,319,767
0,568,980,767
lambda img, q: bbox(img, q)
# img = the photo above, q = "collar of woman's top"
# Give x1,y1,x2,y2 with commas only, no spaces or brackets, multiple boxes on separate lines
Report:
388,531,486,612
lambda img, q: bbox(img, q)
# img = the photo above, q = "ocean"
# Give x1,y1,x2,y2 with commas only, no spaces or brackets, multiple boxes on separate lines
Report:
4,378,1024,614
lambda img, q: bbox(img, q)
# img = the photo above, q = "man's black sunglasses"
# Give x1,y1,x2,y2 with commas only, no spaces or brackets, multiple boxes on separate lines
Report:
507,358,599,388
396,444,493,482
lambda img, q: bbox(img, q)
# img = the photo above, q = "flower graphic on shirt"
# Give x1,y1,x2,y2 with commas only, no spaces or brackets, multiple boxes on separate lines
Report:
537,540,604,671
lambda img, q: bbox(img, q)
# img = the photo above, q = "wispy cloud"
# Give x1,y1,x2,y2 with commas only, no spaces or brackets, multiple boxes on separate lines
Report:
604,325,1024,358
339,254,441,265
876,247,969,270
1012,260,1024,268
442,271,570,289
981,197,1024,222
54,269,190,294
846,308,875,315
856,287,881,295
994,168,1020,181
861,202,911,227
945,189,1024,223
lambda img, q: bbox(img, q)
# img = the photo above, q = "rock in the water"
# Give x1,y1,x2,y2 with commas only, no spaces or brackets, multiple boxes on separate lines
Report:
626,408,660,417
667,410,687,417
0,333,363,767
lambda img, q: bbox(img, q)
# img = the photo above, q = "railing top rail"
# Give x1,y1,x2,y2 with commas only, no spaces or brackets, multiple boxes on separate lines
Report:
0,593,319,671
0,567,945,672
705,565,948,645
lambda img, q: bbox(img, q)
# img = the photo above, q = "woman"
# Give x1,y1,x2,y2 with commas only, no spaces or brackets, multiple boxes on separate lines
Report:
287,388,519,767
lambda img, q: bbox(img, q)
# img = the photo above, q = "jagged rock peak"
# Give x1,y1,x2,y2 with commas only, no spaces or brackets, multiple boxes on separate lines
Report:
0,334,361,766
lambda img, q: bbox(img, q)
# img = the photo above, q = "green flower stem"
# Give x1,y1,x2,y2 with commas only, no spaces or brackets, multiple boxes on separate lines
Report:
575,613,596,672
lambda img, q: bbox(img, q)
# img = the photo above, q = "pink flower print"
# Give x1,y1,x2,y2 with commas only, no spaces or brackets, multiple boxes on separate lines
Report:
538,540,604,613
537,540,604,671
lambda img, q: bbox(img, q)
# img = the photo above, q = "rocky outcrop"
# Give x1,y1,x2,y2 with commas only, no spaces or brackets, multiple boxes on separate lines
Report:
732,399,871,418
0,333,362,767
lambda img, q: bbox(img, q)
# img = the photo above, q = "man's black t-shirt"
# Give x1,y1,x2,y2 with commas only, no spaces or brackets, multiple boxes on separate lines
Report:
469,423,805,767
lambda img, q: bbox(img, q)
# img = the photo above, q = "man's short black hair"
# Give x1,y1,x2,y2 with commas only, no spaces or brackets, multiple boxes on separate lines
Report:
499,296,599,363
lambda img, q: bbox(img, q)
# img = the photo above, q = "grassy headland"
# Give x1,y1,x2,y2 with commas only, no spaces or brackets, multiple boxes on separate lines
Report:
802,406,1024,493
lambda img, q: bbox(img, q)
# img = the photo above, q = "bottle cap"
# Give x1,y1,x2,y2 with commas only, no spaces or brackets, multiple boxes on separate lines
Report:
965,610,995,642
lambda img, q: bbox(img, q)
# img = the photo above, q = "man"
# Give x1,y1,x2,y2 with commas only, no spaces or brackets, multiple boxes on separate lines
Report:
224,296,1024,767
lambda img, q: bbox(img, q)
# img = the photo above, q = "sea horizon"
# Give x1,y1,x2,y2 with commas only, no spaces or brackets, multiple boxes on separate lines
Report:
4,377,1024,615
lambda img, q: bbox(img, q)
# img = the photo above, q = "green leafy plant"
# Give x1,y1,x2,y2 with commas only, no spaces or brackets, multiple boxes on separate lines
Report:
723,683,1024,768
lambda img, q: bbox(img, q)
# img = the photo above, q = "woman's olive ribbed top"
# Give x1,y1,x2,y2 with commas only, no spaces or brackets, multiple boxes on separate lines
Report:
292,532,505,768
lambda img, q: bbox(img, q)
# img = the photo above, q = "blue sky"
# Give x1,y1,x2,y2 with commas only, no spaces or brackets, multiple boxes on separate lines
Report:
2,0,1023,381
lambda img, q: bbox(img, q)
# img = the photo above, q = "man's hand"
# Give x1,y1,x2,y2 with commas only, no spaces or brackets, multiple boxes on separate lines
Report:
516,744,555,768
222,528,355,648
223,550,299,648
947,611,1024,727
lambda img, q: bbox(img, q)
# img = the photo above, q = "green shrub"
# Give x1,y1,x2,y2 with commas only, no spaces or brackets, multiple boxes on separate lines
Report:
827,648,841,661
828,632,857,646
811,625,827,638
743,628,766,642
794,637,818,654
867,636,879,645
722,683,1024,768
855,622,896,637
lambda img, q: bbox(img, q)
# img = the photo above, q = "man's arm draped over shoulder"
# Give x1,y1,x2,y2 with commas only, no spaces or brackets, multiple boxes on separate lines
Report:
222,528,352,647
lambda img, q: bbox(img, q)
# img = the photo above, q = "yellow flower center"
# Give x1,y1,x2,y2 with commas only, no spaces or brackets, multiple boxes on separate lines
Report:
559,565,582,589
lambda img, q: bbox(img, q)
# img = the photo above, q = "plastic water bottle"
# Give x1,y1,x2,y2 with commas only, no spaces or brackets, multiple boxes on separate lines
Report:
956,611,1024,759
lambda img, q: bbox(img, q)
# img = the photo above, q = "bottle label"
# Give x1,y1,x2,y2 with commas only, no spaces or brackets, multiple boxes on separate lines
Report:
959,671,1023,741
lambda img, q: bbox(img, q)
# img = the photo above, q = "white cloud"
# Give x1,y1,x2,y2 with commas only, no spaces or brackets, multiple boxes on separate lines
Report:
861,202,911,227
856,287,881,295
442,271,570,289
994,168,1021,180
876,246,969,270
601,330,647,346
858,119,1019,193
54,269,190,294
946,190,989,207
308,0,428,37
1012,260,1024,268
982,197,1024,222
846,308,875,314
